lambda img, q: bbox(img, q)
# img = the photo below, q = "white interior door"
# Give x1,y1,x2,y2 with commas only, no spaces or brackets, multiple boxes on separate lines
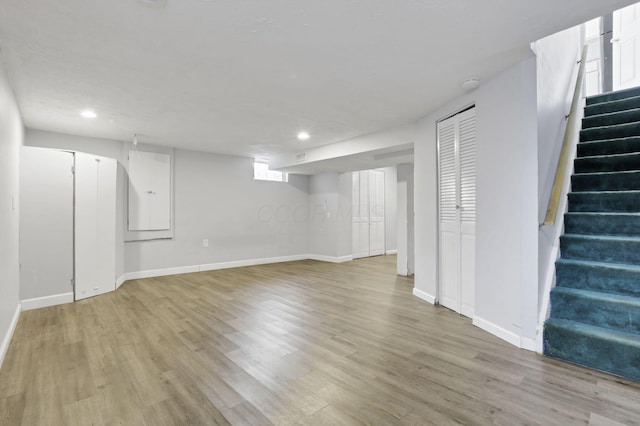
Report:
613,3,640,90
353,170,386,259
458,111,476,318
75,153,117,301
19,147,74,300
352,172,369,259
438,108,476,318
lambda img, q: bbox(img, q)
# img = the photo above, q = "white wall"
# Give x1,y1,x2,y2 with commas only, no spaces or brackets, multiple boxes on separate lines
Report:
308,172,352,260
414,57,539,348
383,166,398,253
397,164,414,276
534,25,583,319
0,60,23,366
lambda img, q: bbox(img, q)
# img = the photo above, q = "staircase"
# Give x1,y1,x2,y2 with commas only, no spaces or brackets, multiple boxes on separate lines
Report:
544,86,640,381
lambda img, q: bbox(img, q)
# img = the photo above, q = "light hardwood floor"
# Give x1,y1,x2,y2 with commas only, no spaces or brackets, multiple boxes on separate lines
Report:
1,255,640,425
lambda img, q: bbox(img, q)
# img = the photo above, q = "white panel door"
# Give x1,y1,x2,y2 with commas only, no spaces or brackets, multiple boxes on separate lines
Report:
352,172,366,259
438,108,476,317
613,3,640,90
19,147,74,299
353,170,385,258
75,153,117,301
369,170,385,256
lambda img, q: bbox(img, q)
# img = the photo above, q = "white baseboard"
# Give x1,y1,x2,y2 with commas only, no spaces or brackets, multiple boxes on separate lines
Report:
413,288,436,305
386,249,398,255
21,292,74,311
200,254,308,272
521,337,537,352
474,316,521,347
307,254,353,264
116,274,126,289
125,265,200,281
473,316,525,349
123,254,345,281
0,304,21,369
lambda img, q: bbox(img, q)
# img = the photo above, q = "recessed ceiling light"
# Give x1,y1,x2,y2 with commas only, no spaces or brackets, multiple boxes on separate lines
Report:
297,131,310,141
80,110,97,119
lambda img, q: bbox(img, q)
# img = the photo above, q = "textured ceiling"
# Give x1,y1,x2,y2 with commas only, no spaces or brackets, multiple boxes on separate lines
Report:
0,0,636,159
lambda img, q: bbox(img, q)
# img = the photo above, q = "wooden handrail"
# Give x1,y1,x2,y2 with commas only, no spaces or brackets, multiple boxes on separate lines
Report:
543,44,589,226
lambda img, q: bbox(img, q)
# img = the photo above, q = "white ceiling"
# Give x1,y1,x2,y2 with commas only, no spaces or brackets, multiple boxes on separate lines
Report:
0,0,635,160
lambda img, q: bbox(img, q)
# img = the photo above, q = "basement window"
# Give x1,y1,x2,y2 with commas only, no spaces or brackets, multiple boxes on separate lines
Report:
253,160,288,182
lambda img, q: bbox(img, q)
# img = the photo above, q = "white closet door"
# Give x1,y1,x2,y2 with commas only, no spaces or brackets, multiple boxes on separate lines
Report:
75,153,117,301
458,109,477,318
438,107,476,317
613,3,640,90
438,117,460,313
353,171,370,259
369,170,385,256
19,147,74,300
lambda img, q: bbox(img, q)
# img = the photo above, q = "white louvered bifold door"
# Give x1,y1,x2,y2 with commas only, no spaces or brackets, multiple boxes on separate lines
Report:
438,107,476,317
458,109,476,317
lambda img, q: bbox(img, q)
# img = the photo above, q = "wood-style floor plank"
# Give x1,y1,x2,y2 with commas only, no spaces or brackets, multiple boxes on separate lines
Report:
1,255,640,425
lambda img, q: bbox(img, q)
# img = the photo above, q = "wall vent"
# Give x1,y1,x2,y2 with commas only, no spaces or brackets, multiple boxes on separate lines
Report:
296,153,306,162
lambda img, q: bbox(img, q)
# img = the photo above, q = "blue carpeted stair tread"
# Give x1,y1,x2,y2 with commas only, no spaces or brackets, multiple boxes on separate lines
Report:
544,318,640,381
580,121,640,143
562,233,640,242
564,212,640,236
584,95,640,117
586,86,640,105
582,108,640,129
550,287,640,334
571,170,640,191
577,137,640,157
555,258,640,298
560,233,640,265
568,190,640,213
574,151,640,173
546,86,640,382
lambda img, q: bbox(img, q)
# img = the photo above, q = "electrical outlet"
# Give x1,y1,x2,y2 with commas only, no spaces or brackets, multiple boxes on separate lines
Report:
203,239,209,247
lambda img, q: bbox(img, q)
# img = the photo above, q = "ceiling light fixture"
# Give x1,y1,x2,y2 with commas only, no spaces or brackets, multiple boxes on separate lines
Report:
461,78,480,91
297,131,310,141
137,0,168,8
80,109,97,119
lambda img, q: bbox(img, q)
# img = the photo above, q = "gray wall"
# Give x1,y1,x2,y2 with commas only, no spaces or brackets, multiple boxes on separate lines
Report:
124,149,309,272
308,172,345,258
0,60,22,363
